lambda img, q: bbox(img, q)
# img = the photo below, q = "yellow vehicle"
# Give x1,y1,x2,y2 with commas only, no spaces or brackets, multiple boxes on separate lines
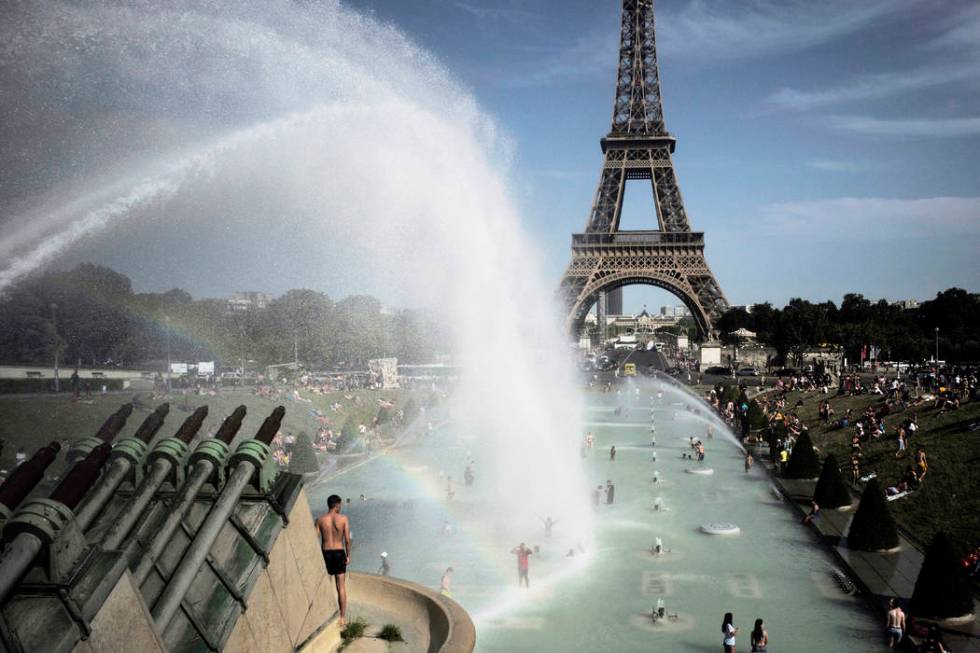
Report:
623,363,637,376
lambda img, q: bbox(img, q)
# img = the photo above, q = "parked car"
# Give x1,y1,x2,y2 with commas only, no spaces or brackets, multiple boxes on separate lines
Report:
704,366,730,376
596,356,617,371
736,367,759,377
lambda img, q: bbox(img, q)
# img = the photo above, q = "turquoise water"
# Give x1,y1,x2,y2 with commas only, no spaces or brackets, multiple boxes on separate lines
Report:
309,386,883,651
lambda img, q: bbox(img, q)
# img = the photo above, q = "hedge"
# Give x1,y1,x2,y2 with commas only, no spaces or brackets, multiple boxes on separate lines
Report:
910,532,974,619
813,454,852,509
784,431,821,479
847,478,899,551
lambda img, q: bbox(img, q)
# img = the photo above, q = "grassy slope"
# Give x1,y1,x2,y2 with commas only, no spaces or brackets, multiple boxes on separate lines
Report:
0,387,413,472
782,390,980,556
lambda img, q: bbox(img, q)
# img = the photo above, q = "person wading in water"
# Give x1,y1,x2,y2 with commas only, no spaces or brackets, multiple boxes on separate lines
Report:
511,542,533,588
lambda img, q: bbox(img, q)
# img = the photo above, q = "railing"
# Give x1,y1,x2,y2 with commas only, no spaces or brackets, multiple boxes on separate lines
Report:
572,231,704,247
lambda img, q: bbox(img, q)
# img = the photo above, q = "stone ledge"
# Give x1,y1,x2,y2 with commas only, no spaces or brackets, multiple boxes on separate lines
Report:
344,573,475,653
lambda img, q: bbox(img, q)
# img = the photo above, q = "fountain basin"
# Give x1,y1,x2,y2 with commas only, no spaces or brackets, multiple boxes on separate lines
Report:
700,522,741,536
685,468,714,475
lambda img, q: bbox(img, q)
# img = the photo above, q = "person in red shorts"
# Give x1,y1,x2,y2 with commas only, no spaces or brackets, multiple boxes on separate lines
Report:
511,542,533,588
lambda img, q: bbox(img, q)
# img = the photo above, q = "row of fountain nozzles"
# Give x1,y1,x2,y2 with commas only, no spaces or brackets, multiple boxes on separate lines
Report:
0,401,284,533
0,402,287,609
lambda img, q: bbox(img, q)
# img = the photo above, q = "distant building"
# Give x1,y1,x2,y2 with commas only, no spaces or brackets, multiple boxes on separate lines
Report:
659,305,690,318
893,299,920,310
606,288,623,315
227,291,273,312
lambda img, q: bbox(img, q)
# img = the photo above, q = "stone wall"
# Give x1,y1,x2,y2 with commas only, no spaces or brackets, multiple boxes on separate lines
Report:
223,488,340,652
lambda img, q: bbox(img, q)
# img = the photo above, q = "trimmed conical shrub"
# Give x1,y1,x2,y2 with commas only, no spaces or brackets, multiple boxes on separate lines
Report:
288,432,319,474
910,532,974,619
813,454,852,509
402,398,418,421
722,384,741,404
847,479,899,551
336,417,358,451
784,431,821,479
747,400,767,430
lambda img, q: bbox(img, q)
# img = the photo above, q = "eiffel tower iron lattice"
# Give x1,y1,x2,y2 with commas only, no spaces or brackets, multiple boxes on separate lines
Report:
560,0,728,341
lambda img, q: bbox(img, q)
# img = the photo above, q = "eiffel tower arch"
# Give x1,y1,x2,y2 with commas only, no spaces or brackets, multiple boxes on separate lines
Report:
560,0,728,342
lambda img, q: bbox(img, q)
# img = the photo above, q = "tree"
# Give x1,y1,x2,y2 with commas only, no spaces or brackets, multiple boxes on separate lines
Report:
783,431,821,479
402,398,418,422
288,433,319,474
717,307,752,345
813,455,852,509
847,479,899,551
746,400,767,431
910,532,974,619
336,417,359,452
720,384,741,405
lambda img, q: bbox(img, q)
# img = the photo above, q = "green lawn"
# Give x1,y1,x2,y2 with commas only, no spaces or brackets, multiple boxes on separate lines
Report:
781,389,980,557
0,387,417,473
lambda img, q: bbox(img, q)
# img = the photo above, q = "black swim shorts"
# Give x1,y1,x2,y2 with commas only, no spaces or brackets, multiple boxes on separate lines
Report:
323,549,347,576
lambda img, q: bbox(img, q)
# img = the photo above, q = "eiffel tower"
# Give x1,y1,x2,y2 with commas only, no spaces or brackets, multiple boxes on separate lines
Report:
560,0,728,342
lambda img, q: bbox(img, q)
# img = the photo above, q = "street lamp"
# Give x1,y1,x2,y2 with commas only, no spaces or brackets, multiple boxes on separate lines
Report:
240,326,246,388
51,303,59,393
165,315,172,394
934,327,939,365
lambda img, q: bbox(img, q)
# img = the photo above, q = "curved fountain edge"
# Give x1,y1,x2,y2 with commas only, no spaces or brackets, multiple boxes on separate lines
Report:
347,572,476,653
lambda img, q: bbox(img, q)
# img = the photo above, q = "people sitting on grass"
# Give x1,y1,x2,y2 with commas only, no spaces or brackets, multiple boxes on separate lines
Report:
961,544,980,578
885,467,920,497
934,391,960,415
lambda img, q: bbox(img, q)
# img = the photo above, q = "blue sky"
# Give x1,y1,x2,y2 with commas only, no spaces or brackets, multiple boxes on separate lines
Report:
1,0,977,312
352,0,980,309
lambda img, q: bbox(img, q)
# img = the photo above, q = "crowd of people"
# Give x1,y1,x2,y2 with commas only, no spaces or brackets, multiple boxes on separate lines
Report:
696,363,976,652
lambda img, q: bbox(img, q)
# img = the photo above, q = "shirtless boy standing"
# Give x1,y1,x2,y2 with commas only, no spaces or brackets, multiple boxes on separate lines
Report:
885,598,905,648
316,494,352,625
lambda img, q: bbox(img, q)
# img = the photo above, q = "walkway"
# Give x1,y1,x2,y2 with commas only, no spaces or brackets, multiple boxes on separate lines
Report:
770,471,979,652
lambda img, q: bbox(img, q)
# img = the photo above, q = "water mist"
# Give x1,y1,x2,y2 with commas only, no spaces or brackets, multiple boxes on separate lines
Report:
0,0,592,618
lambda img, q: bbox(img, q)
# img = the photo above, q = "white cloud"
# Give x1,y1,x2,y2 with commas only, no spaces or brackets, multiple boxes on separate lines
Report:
658,0,913,62
826,115,980,137
502,30,614,87
453,2,537,23
758,196,980,240
766,65,978,112
510,0,909,86
929,2,980,49
761,3,980,114
806,160,862,173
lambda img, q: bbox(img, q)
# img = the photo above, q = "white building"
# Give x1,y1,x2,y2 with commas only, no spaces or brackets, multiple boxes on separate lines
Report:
227,291,273,312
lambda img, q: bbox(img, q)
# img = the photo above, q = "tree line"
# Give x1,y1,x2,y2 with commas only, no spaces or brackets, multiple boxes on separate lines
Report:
715,288,980,365
0,263,448,370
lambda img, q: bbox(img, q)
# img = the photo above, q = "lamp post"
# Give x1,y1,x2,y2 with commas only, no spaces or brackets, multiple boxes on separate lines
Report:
51,303,59,393
240,325,246,387
934,327,939,365
165,315,172,394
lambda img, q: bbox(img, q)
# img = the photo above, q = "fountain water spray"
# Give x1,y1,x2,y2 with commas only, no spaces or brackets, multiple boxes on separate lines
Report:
0,0,593,616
